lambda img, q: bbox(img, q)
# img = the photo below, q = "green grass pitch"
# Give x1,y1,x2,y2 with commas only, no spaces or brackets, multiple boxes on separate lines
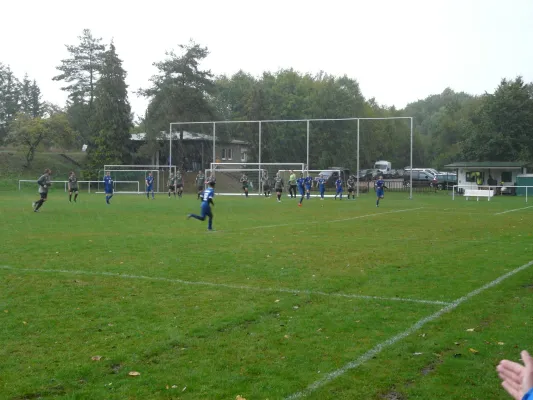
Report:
1,189,533,399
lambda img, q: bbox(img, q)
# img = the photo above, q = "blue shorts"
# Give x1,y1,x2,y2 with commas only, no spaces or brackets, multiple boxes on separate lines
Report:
200,204,213,218
298,186,305,195
319,186,325,193
305,185,311,191
336,188,343,193
146,185,153,192
105,189,113,194
376,189,384,198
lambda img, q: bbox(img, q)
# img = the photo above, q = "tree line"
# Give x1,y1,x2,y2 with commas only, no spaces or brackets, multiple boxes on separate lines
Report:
1,28,532,176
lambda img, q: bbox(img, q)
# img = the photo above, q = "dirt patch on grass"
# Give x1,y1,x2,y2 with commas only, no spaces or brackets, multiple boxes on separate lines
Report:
382,390,406,400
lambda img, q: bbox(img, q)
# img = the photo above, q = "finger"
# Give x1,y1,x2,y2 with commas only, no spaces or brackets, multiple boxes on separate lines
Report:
522,351,533,369
499,360,525,375
498,371,523,392
502,380,523,400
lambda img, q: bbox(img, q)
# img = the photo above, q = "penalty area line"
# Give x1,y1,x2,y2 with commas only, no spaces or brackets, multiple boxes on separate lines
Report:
494,205,533,215
284,259,533,399
0,265,449,306
237,207,424,231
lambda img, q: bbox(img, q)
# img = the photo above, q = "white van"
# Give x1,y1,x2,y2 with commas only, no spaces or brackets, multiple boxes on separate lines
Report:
374,160,392,174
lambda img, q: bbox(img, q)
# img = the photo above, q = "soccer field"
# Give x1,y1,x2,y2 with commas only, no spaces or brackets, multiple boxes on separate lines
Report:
1,190,533,399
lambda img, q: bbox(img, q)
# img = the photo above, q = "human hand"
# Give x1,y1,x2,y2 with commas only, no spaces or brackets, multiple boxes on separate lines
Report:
497,350,533,400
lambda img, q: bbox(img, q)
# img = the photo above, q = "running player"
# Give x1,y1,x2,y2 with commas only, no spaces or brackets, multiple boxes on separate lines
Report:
346,175,355,200
288,170,297,198
146,172,155,199
104,171,113,204
188,180,215,231
195,171,205,200
33,169,52,212
317,174,326,200
240,173,249,197
168,173,176,198
375,176,387,207
68,171,79,203
304,174,313,200
274,172,284,202
176,170,184,198
297,173,305,207
334,176,343,200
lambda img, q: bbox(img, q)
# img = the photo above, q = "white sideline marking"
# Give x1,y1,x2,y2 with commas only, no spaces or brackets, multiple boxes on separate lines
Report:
238,207,424,231
285,259,533,399
0,265,449,306
494,206,533,215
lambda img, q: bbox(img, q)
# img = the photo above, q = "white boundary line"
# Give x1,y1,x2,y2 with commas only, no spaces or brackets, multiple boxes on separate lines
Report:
494,205,533,215
285,259,533,399
236,207,424,231
0,265,450,306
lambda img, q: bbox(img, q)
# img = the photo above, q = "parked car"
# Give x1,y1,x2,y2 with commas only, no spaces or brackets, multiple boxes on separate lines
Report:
403,170,435,187
318,167,350,188
435,173,457,190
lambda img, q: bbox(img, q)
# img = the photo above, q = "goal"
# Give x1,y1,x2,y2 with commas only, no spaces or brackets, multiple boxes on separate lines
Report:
209,162,305,195
103,165,177,193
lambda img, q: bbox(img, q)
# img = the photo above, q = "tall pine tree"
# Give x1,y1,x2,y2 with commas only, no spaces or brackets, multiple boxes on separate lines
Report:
53,29,105,141
85,42,132,178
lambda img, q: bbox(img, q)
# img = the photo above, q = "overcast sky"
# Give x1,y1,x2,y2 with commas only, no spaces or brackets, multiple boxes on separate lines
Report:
1,0,532,120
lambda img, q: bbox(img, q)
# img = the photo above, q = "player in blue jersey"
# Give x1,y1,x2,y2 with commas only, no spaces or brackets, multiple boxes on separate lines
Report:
304,174,313,200
316,174,326,200
334,177,343,200
104,171,113,204
146,172,155,199
375,176,387,207
188,180,215,231
297,173,305,207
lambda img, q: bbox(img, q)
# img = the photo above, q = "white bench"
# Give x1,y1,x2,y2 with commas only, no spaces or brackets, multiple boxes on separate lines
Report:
464,189,495,201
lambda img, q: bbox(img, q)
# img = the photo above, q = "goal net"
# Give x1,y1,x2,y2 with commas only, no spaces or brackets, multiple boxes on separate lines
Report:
103,165,177,193
209,162,305,195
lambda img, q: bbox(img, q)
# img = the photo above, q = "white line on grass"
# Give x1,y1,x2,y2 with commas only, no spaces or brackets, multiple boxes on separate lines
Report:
237,207,424,231
0,265,450,306
284,259,533,399
494,206,533,215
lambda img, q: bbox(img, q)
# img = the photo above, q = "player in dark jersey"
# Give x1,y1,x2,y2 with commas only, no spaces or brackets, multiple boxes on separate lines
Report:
274,173,284,202
262,171,271,197
188,180,215,231
33,169,52,212
68,171,79,203
104,171,113,204
175,170,184,198
146,172,155,199
196,171,205,199
240,173,249,198
168,173,176,198
346,175,355,200
375,176,387,207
